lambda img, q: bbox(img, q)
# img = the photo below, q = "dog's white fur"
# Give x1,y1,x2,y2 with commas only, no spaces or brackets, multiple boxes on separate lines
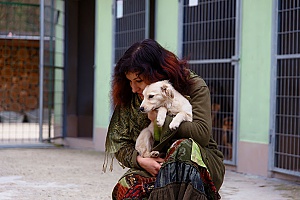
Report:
135,80,193,158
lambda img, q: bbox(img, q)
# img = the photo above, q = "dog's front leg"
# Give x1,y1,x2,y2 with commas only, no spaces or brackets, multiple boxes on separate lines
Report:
156,107,167,127
169,112,187,130
135,122,154,158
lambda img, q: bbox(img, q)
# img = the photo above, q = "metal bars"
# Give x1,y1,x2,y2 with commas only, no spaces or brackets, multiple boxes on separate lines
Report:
0,1,65,146
180,0,239,164
41,1,65,141
181,0,236,60
271,0,300,176
113,0,149,63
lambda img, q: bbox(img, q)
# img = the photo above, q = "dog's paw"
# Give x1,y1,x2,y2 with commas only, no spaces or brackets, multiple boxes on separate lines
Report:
150,151,160,158
169,121,180,130
156,116,165,127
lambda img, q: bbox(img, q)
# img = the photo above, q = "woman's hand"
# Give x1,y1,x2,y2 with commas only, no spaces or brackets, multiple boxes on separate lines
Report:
137,155,164,176
147,110,157,122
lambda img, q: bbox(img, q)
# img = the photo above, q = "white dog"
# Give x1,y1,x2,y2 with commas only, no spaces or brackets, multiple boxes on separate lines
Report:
135,80,193,158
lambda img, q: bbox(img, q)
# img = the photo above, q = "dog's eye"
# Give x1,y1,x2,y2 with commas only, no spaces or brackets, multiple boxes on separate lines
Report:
148,95,154,99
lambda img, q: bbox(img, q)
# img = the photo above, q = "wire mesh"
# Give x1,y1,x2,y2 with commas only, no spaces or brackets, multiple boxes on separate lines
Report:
273,0,300,175
42,1,65,141
114,0,148,63
181,0,238,162
0,1,65,145
182,0,236,60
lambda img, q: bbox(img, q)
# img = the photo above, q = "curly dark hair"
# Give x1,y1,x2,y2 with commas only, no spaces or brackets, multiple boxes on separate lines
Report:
112,39,193,106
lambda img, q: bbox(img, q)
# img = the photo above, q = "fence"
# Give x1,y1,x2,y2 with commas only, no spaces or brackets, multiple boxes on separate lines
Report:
0,1,65,146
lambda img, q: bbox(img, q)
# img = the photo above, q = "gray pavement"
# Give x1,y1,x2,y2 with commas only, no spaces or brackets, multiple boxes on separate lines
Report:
0,148,299,199
220,170,300,200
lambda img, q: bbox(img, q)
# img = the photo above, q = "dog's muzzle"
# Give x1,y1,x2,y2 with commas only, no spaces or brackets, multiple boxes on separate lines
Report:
139,106,160,113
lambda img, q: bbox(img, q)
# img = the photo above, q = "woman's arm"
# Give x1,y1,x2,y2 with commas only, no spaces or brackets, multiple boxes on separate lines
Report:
105,105,141,169
106,105,164,174
115,146,141,169
176,80,212,147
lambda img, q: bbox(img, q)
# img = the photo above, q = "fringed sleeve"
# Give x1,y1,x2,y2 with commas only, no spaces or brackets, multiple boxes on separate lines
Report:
103,95,150,172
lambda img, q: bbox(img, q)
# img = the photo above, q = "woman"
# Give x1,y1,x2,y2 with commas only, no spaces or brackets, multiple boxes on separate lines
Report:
104,39,225,200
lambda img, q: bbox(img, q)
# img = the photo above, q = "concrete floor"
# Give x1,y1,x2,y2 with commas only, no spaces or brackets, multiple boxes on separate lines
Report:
0,148,299,200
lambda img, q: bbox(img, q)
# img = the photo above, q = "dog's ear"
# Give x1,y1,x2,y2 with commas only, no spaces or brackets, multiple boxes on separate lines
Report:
161,83,174,98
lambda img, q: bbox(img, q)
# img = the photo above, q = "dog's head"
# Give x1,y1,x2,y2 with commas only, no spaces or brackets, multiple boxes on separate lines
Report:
139,80,174,113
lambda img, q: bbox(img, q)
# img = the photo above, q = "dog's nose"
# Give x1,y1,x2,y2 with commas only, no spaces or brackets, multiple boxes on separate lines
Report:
140,107,144,112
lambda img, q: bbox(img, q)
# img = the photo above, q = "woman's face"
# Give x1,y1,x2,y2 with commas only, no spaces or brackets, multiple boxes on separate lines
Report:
126,72,148,99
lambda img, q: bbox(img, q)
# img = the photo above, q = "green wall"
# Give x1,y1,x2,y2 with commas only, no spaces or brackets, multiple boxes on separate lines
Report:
94,0,113,127
156,0,179,54
239,0,273,143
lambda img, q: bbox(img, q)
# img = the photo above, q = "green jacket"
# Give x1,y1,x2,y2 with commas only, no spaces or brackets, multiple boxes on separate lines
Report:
105,74,225,190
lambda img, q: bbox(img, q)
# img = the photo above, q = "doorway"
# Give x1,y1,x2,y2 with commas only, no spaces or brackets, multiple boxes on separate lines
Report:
65,0,95,138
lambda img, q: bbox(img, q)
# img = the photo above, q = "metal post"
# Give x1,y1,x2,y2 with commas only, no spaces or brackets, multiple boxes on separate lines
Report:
39,0,44,142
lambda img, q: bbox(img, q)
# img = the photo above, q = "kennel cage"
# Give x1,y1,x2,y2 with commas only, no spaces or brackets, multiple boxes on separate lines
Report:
0,0,65,146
